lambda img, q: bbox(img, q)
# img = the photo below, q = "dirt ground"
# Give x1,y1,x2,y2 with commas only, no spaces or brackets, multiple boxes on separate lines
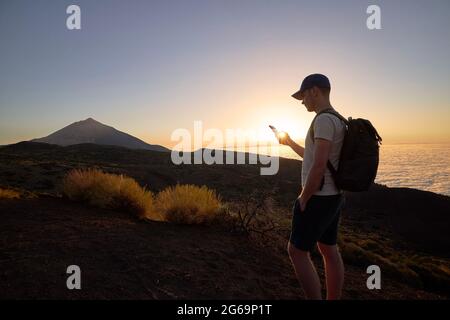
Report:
0,197,445,300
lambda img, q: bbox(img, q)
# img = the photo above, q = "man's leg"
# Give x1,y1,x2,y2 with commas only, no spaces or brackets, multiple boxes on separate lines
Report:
317,242,344,300
287,242,322,300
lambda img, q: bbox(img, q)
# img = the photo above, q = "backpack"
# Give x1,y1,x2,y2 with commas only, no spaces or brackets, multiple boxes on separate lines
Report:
310,108,382,192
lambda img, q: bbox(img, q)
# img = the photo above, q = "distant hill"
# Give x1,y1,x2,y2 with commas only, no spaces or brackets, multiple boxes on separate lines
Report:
31,118,169,152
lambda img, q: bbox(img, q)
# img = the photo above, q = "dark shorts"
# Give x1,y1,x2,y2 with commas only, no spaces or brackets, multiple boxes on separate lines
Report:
289,194,345,252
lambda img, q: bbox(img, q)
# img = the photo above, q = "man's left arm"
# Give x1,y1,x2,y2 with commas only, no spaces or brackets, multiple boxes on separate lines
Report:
299,138,332,210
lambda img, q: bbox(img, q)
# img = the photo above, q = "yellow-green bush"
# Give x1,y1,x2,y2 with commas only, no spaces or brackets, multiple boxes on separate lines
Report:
63,169,161,220
339,238,423,287
155,184,223,224
62,170,225,225
0,188,20,199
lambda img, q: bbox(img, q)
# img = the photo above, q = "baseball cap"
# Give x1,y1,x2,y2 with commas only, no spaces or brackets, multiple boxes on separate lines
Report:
291,73,331,100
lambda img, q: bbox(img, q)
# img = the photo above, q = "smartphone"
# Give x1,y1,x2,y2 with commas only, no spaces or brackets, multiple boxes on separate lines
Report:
269,125,286,141
269,125,278,134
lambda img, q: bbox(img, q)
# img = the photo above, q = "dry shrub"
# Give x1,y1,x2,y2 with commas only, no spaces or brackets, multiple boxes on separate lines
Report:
0,188,20,199
63,168,161,220
155,184,223,224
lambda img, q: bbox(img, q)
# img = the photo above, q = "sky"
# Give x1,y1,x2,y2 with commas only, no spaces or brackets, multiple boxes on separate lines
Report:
1,0,449,148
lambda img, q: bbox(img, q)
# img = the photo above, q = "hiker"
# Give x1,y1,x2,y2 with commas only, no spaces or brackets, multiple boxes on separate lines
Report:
276,74,346,300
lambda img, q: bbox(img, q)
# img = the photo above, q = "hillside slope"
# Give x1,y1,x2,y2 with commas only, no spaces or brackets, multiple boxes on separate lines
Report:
0,197,444,299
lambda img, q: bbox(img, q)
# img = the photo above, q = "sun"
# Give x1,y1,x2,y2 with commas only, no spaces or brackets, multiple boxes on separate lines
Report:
257,117,307,144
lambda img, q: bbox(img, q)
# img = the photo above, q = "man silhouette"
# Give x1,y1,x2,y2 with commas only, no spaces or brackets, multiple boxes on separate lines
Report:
277,74,346,300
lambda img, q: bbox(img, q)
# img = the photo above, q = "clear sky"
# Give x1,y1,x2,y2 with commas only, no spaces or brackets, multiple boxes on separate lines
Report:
1,0,449,148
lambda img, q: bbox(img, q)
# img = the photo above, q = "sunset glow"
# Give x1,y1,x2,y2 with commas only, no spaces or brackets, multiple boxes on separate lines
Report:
0,1,449,148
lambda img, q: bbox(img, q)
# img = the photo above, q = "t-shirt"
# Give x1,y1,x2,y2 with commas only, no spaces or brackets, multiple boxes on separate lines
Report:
301,111,346,196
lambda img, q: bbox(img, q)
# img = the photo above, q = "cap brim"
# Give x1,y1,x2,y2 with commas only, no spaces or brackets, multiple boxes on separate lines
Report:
291,90,303,100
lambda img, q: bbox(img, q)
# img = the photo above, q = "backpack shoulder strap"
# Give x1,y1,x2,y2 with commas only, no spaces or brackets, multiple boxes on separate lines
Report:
309,108,348,141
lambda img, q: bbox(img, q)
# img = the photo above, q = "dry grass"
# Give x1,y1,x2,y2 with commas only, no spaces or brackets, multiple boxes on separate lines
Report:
155,184,223,224
63,168,162,220
62,169,224,224
338,231,450,293
0,188,20,199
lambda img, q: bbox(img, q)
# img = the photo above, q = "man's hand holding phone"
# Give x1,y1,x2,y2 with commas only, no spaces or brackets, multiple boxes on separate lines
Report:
269,124,305,158
269,125,291,145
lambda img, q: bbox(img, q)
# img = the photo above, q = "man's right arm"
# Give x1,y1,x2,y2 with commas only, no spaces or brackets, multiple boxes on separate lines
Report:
286,137,305,158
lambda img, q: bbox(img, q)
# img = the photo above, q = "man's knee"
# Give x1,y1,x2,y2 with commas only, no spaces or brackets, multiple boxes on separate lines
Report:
317,242,340,259
288,241,310,259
